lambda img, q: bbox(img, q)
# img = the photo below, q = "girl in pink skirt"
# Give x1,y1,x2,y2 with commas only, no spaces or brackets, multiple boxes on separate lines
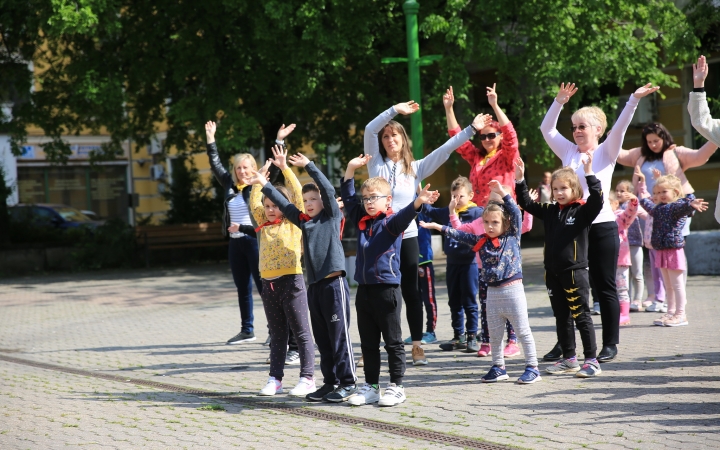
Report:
634,170,709,327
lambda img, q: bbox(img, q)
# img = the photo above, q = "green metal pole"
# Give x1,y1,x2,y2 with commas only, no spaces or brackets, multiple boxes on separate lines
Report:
403,0,423,161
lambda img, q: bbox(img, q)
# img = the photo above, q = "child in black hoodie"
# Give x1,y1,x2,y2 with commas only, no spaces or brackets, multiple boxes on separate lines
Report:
515,154,604,378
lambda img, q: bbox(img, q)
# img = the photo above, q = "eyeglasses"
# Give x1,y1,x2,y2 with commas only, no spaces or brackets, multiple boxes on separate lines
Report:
478,132,501,140
571,124,593,133
361,195,388,205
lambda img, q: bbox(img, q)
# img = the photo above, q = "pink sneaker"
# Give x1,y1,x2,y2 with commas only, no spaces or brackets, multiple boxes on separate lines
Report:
504,341,521,357
476,343,491,357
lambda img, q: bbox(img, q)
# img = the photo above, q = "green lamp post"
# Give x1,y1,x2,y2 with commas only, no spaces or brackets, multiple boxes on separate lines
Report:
382,0,442,160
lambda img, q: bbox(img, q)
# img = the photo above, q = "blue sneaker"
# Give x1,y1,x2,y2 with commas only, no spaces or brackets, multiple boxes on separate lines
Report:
421,332,437,344
516,366,542,384
403,336,413,345
481,365,509,383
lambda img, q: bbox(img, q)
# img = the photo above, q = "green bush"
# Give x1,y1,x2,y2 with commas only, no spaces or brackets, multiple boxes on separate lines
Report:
70,219,139,270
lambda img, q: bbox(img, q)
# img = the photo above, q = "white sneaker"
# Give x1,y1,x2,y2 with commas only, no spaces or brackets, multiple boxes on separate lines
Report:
347,383,380,406
258,377,283,396
288,377,316,397
378,383,406,407
645,301,668,313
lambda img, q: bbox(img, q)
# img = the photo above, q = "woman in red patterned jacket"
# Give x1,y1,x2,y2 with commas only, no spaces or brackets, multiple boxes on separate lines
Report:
443,84,519,206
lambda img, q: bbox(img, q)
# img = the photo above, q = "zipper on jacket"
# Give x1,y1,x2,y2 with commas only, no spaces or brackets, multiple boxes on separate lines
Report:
362,229,369,285
573,240,577,261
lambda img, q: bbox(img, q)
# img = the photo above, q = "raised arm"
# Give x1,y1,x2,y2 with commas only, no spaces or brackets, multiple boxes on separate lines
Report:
262,183,302,227
205,121,233,186
675,142,719,170
270,145,305,213
540,83,579,161
442,226,482,249
364,102,418,160
443,86,461,131
339,177,364,225
514,158,549,220
290,154,340,218
487,84,509,127
249,184,266,225
689,56,720,146
616,197,639,232
600,85,657,165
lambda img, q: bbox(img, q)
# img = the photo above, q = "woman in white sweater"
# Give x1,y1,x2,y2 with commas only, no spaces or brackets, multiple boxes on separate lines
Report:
539,82,659,363
361,101,489,365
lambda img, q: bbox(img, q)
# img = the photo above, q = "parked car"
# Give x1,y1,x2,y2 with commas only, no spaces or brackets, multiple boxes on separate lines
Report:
9,204,105,230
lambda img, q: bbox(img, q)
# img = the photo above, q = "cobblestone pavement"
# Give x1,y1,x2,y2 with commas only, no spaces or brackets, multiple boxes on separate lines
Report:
1,247,719,449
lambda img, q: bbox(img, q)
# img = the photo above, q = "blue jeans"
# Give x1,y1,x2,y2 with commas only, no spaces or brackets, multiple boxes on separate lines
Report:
446,263,479,336
228,235,261,333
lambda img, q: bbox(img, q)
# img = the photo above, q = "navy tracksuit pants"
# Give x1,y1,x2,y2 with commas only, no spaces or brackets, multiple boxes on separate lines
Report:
308,276,356,387
418,263,437,333
446,263,479,336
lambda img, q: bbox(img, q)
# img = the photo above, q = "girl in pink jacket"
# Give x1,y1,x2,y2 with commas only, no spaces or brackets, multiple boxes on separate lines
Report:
609,193,639,326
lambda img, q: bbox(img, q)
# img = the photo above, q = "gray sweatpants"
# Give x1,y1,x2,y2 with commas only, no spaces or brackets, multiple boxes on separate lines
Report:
487,282,538,368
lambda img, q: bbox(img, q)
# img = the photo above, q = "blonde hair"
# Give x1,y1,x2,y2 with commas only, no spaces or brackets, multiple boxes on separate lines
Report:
483,202,511,232
616,179,634,194
361,177,392,196
653,174,683,202
608,191,618,203
572,106,608,135
551,167,584,202
451,176,473,194
230,153,258,185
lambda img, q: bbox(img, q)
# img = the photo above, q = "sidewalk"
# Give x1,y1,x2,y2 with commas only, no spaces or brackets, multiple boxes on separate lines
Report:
1,247,719,449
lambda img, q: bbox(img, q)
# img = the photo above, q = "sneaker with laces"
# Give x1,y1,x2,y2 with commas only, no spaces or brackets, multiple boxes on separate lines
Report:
465,335,480,353
378,383,406,407
504,341,521,357
258,377,283,396
227,331,256,344
288,377,316,397
481,365,509,383
323,384,358,402
575,360,602,378
347,383,380,406
305,383,336,402
545,358,581,374
477,343,491,357
653,313,674,326
439,335,467,351
421,332,438,344
664,315,688,327
412,346,428,366
592,302,601,315
517,366,542,384
285,350,300,365
356,355,364,367
645,301,667,313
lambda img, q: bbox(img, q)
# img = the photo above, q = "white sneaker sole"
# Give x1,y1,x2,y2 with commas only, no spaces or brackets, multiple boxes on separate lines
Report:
289,389,315,397
348,396,379,406
516,375,542,384
228,337,257,344
378,397,406,407
575,368,602,378
258,389,283,396
481,374,509,383
664,321,688,327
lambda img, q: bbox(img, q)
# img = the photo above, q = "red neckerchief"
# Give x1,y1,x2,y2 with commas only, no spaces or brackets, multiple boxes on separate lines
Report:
558,199,586,210
254,218,283,233
472,234,501,252
358,208,393,236
298,213,312,222
298,212,346,239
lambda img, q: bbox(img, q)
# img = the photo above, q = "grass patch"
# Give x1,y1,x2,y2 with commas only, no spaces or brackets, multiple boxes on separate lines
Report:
197,404,225,411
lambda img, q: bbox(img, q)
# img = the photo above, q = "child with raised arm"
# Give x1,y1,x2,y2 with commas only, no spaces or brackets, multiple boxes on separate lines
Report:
515,155,604,378
614,180,645,311
342,154,440,407
259,151,357,403
608,190,640,325
246,145,315,397
634,169,709,327
421,181,541,384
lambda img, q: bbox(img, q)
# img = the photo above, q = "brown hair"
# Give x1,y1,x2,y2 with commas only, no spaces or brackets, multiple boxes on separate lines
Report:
641,123,674,162
378,121,416,178
551,167,584,203
262,184,291,205
482,201,511,232
361,177,392,196
616,179,634,194
302,183,319,195
653,174,683,202
451,176,473,193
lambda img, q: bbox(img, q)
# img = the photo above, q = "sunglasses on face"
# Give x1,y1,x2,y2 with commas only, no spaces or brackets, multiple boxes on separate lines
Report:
478,132,501,140
571,124,593,133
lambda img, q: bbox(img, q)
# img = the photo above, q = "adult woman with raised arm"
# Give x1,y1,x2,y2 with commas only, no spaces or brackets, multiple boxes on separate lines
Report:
443,84,520,206
206,121,295,345
363,101,490,366
540,82,659,363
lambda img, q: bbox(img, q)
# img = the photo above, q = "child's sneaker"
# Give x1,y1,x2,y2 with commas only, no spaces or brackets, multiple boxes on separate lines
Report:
545,358,581,374
575,360,602,378
356,355,364,367
629,301,641,312
664,315,688,327
465,335,480,353
439,335,467,351
403,336,413,345
481,365,509,383
288,377,316,397
592,302,601,315
645,301,667,313
323,384,358,402
504,340,521,357
421,331,437,344
477,343,491,357
258,377,283,396
305,383,336,402
412,346,428,366
653,313,674,326
516,366,542,384
378,383,406,407
347,383,380,406
285,350,300,365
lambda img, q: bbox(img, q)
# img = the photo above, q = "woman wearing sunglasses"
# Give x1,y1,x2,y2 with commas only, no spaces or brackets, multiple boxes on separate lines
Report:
539,82,659,364
443,84,519,206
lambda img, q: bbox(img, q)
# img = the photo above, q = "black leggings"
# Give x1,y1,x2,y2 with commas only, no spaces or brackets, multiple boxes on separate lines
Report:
399,236,424,342
588,222,620,346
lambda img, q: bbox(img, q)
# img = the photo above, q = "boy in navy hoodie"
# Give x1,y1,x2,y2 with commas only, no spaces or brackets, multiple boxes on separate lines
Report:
341,154,439,407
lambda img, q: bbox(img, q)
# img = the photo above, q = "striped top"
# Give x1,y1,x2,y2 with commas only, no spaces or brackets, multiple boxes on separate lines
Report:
227,194,252,237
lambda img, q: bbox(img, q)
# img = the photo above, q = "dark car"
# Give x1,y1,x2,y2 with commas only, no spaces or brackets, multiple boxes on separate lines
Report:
9,204,105,230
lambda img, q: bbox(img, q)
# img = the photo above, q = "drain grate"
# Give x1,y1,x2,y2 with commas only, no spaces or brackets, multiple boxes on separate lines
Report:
0,353,509,450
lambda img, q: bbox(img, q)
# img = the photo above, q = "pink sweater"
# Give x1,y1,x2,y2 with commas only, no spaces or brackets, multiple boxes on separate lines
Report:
449,210,533,266
614,198,639,267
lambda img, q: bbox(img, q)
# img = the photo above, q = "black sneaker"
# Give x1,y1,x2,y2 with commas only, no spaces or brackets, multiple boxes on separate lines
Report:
323,384,358,402
227,331,256,345
439,335,467,351
465,335,480,353
305,383,336,402
285,350,300,365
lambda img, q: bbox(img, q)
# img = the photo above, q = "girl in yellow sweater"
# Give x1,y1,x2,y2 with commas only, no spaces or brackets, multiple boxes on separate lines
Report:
246,145,315,397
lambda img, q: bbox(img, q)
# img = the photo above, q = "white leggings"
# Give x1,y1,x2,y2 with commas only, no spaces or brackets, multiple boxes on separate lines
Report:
660,268,687,316
487,282,537,368
628,246,644,301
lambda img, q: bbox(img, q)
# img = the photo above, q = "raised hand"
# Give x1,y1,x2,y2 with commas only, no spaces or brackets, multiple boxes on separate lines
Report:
417,183,440,204
205,121,217,143
245,169,268,186
651,168,662,180
472,113,492,131
529,188,539,202
488,180,506,197
693,55,709,88
556,83,578,104
582,151,594,174
633,165,645,184
336,197,344,209
486,83,498,107
448,194,458,213
443,86,455,109
633,83,660,99
270,145,289,170
288,153,311,168
394,101,420,115
258,159,273,179
514,157,525,180
690,198,709,212
347,154,372,171
276,123,296,141
419,220,442,232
